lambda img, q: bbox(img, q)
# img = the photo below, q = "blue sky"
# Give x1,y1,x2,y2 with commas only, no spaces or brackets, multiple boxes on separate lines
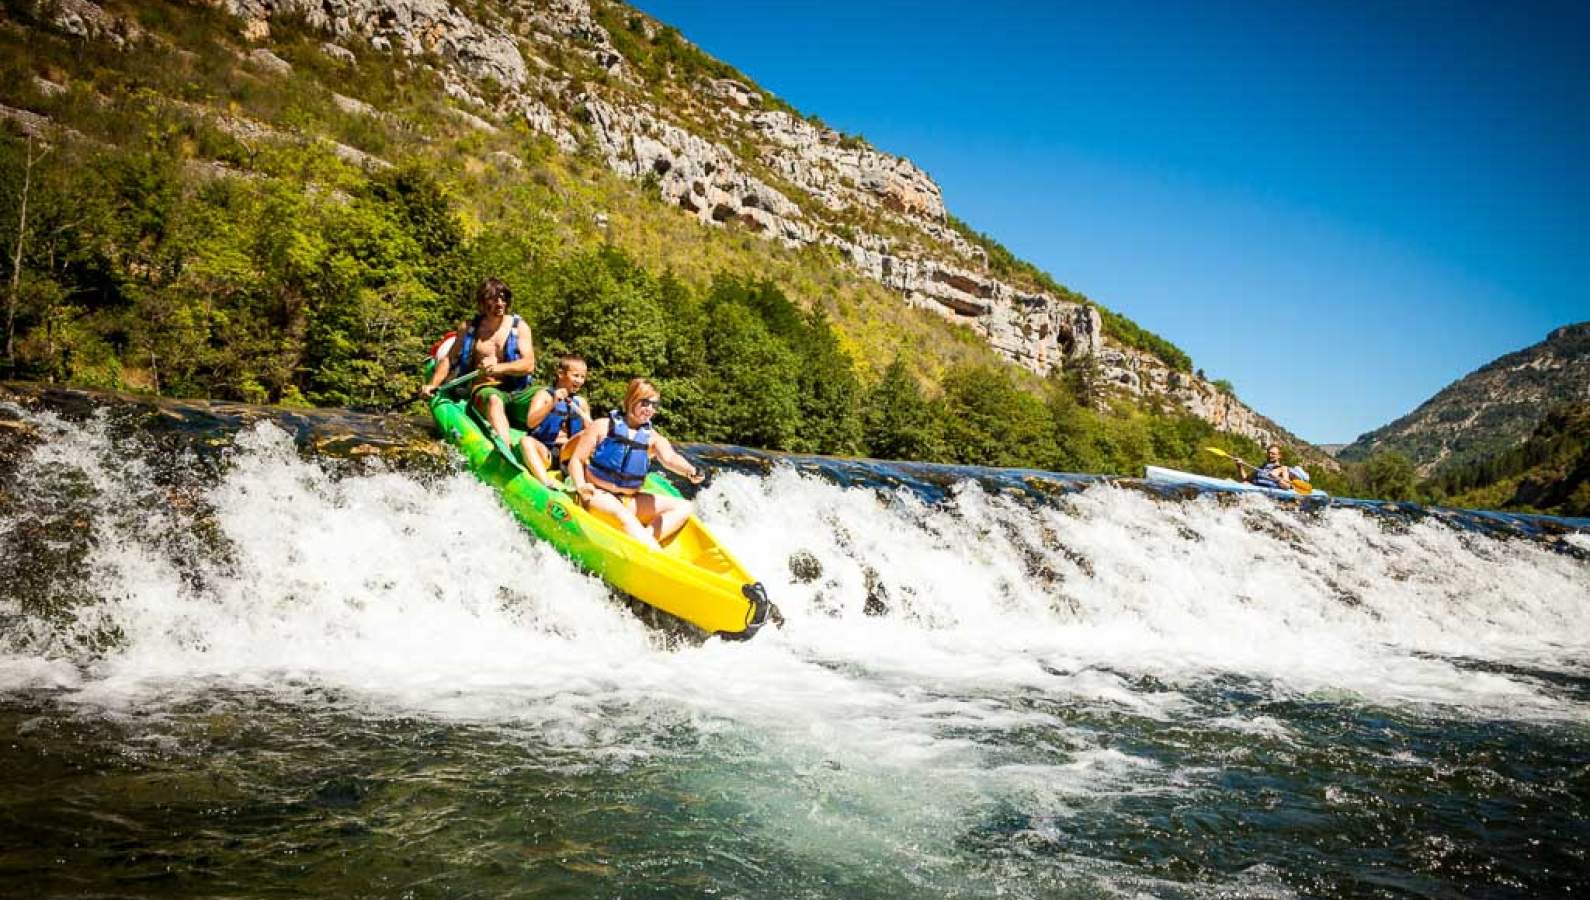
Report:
631,0,1588,443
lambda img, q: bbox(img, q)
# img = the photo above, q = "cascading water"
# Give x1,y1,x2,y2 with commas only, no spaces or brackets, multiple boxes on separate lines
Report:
2,399,1587,898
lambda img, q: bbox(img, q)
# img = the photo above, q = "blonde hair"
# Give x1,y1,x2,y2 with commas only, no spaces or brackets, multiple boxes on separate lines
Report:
622,377,660,412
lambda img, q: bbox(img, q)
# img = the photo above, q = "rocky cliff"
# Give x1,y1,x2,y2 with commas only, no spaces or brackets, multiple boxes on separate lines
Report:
21,0,1307,451
1339,323,1590,475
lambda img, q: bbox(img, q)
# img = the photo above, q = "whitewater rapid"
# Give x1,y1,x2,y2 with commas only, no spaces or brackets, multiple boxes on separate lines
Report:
4,411,1587,717
3,408,1589,896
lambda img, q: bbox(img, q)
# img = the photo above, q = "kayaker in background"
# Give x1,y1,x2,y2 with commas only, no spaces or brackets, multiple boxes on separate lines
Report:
1236,444,1295,490
521,353,592,488
420,277,536,447
566,378,705,548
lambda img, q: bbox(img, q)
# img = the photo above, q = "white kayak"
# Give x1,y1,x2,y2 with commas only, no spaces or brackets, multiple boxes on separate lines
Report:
1144,465,1330,499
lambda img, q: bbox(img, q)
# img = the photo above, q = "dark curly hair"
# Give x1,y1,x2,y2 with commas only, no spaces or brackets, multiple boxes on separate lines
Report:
475,277,512,308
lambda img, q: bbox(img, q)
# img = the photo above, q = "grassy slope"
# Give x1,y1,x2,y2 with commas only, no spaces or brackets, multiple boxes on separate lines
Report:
0,0,1020,385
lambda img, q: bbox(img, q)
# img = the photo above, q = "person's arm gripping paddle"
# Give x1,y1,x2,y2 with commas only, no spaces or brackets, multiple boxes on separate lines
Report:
380,370,479,414
521,388,561,488
420,322,470,400
1204,446,1254,481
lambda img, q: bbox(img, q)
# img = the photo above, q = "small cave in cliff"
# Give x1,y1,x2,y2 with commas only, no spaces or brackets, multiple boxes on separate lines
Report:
931,270,993,299
1055,324,1075,356
652,157,672,175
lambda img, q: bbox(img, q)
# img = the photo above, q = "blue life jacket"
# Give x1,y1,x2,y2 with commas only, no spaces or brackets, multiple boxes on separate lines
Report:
455,315,528,391
587,411,653,491
529,389,585,448
1250,462,1289,490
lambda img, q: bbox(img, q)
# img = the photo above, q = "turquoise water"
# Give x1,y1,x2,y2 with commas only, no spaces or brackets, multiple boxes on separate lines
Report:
2,402,1587,897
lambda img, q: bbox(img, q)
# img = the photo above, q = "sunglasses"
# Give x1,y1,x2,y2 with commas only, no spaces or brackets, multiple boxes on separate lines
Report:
636,398,660,409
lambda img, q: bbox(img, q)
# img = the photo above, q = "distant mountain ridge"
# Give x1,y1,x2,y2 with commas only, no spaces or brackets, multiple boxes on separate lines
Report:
1339,323,1590,475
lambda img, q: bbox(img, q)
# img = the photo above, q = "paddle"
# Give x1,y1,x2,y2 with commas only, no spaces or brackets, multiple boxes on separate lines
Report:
1203,446,1313,495
460,390,531,475
376,370,480,414
1202,445,1247,467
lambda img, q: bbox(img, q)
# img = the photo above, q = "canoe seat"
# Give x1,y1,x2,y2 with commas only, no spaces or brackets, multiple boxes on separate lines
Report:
691,546,736,575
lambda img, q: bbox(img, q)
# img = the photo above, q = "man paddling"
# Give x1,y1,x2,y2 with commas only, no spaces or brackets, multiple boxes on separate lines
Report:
420,278,537,446
1235,444,1295,490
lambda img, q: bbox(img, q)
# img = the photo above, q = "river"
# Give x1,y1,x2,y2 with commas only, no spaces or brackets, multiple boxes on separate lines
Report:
2,394,1587,897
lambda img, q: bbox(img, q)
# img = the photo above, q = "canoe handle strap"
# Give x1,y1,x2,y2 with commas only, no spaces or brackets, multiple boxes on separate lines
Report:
716,583,782,641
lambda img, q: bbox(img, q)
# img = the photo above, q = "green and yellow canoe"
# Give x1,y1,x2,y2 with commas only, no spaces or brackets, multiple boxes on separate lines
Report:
429,391,776,640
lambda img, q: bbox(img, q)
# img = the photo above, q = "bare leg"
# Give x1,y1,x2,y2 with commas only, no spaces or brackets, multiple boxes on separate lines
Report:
522,438,557,487
472,392,513,444
485,395,512,444
586,490,657,547
636,494,693,545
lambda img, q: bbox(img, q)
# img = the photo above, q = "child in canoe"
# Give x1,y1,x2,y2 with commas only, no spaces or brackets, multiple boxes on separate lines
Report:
521,353,592,488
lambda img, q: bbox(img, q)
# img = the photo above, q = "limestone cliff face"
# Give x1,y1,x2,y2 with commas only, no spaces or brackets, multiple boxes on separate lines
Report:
192,0,1298,447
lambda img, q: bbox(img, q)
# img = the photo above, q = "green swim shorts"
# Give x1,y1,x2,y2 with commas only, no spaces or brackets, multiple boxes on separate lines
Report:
471,385,536,425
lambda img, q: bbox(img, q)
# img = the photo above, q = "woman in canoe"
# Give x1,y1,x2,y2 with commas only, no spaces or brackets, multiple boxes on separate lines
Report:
566,378,705,548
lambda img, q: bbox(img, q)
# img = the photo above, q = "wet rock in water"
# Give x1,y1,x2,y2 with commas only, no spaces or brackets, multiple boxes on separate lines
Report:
0,382,449,471
788,551,823,583
863,567,889,617
0,414,41,485
808,588,842,618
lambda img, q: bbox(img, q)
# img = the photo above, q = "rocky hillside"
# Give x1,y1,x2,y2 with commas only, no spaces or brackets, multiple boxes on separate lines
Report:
1429,401,1590,517
1339,323,1590,475
3,0,1315,454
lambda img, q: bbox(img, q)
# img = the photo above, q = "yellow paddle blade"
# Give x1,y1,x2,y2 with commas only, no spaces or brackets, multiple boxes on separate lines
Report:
1203,446,1236,460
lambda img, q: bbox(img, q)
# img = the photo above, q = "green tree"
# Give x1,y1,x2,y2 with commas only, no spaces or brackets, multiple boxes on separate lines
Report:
695,291,801,448
1363,451,1418,501
939,363,1057,469
863,357,945,462
538,247,669,408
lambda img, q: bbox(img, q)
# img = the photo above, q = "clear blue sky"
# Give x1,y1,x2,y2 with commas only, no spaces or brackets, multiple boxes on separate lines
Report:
631,0,1588,443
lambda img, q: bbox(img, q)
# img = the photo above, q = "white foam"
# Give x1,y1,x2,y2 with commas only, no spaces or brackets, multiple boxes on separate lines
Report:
3,414,1588,877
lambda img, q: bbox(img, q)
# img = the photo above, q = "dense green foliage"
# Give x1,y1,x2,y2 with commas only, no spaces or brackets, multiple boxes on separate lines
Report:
0,116,1232,471
1357,452,1419,502
1425,403,1590,516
